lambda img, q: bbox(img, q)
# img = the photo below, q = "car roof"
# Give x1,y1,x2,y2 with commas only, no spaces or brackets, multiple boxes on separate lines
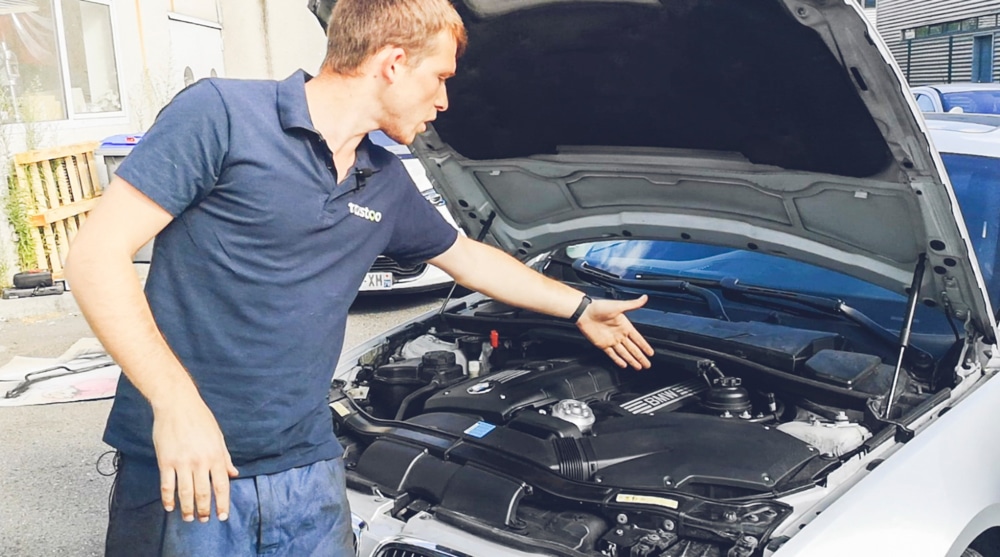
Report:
924,113,1000,158
914,82,1000,93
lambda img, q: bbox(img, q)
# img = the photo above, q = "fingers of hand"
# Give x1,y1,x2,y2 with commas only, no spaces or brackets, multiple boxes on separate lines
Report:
174,467,196,522
194,469,213,523
604,347,627,368
211,465,231,521
160,467,176,513
609,294,648,314
162,461,233,522
622,339,652,369
630,294,649,310
613,341,645,370
629,330,655,357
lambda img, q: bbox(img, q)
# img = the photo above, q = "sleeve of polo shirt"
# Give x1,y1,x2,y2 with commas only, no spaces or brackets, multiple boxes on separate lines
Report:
115,80,230,217
383,169,459,266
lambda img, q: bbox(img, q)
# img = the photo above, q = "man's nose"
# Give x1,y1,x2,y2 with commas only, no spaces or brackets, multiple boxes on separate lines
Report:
435,85,449,112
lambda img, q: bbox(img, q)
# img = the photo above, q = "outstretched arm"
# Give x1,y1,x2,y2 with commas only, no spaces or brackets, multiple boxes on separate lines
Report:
429,236,654,369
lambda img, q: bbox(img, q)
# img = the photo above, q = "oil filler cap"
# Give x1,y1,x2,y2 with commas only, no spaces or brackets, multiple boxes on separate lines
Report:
551,399,596,434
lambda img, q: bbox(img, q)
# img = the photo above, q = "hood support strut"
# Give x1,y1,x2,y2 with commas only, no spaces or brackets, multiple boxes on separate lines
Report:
438,211,498,318
885,254,927,419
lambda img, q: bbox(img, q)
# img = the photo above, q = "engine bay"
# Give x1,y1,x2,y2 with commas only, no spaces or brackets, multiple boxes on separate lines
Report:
330,295,956,556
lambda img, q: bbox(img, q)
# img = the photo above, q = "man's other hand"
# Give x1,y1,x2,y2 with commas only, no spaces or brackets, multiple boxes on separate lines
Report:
153,397,239,523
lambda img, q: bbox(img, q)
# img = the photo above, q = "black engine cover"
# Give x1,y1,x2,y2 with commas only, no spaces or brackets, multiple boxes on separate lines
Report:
423,359,618,422
587,413,818,496
357,411,819,501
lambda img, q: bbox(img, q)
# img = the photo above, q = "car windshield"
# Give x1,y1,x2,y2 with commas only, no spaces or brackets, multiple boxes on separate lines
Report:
567,152,1000,337
567,240,956,335
941,91,1000,114
942,152,1000,306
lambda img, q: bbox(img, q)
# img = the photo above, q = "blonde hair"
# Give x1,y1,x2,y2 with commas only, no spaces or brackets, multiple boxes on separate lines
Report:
322,0,467,75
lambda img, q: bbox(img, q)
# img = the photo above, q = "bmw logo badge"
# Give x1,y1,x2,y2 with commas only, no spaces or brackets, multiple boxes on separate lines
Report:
467,381,496,395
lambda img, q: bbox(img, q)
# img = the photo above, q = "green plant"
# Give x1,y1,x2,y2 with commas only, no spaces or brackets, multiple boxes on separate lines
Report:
4,170,36,272
0,74,57,282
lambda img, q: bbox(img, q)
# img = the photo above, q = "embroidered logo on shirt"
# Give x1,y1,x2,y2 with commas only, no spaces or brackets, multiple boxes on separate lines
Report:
347,202,382,223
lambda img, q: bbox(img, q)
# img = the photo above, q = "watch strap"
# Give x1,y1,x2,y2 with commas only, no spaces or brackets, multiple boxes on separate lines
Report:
570,295,593,322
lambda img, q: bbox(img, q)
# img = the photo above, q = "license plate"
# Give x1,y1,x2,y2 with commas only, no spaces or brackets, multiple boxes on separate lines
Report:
360,272,393,291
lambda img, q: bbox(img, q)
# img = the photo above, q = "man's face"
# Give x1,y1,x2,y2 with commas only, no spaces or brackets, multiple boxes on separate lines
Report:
381,31,457,145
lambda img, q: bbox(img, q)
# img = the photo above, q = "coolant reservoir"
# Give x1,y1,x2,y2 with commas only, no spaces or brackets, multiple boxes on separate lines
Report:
777,418,871,457
400,334,468,373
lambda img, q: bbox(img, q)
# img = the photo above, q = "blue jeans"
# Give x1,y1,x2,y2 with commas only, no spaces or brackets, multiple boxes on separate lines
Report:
105,453,354,557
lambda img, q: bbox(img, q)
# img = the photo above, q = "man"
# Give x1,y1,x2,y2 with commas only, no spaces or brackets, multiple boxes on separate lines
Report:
66,1,654,555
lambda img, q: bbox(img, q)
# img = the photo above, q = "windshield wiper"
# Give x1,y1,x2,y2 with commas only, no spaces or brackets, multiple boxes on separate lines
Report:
571,260,730,321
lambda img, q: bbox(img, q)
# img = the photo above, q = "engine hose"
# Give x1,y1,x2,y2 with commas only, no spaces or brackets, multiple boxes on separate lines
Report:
796,398,841,422
747,399,784,424
394,381,442,421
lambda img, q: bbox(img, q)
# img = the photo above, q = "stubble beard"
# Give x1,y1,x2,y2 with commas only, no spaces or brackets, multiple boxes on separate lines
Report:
380,118,417,146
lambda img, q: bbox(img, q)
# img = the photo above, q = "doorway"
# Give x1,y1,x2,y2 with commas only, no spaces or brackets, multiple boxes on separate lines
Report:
972,34,994,83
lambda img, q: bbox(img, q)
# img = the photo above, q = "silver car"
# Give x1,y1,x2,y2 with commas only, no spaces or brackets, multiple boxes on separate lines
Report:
311,1,1000,556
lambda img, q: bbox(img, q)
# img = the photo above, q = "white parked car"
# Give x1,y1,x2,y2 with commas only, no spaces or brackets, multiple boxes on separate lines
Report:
912,82,1000,115
310,1,1000,556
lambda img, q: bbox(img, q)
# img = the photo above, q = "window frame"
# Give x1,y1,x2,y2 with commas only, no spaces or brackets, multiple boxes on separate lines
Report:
915,93,937,112
49,0,126,121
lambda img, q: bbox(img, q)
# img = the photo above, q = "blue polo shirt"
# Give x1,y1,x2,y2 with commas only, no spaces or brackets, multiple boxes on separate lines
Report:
103,71,458,477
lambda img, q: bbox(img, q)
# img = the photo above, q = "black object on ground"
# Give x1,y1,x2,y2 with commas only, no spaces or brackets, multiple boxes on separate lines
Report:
2,282,66,300
13,270,54,289
4,354,115,399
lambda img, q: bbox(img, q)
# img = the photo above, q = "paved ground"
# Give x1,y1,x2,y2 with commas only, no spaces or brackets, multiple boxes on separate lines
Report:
0,281,451,556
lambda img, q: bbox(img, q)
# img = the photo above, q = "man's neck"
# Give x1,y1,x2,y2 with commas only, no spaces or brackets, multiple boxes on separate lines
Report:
304,71,381,175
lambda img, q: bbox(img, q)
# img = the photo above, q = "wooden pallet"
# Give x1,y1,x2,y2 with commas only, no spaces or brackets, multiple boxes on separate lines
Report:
13,142,102,279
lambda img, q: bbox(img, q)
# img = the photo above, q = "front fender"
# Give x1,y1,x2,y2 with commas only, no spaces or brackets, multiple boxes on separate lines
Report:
775,372,1000,556
946,505,1000,557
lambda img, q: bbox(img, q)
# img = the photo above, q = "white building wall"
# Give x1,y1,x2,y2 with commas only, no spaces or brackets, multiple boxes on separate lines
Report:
262,0,327,78
219,0,326,80
171,0,221,22
218,1,270,79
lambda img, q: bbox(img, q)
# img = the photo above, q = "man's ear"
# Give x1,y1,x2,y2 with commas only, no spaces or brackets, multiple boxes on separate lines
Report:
373,46,408,84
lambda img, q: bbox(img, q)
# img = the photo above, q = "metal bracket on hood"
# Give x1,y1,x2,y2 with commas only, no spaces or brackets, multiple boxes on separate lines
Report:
864,399,915,444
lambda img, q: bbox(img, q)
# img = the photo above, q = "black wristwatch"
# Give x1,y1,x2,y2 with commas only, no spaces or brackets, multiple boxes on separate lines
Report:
570,295,592,322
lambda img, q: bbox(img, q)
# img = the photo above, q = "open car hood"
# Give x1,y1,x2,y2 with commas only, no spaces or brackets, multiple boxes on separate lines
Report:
311,0,996,339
